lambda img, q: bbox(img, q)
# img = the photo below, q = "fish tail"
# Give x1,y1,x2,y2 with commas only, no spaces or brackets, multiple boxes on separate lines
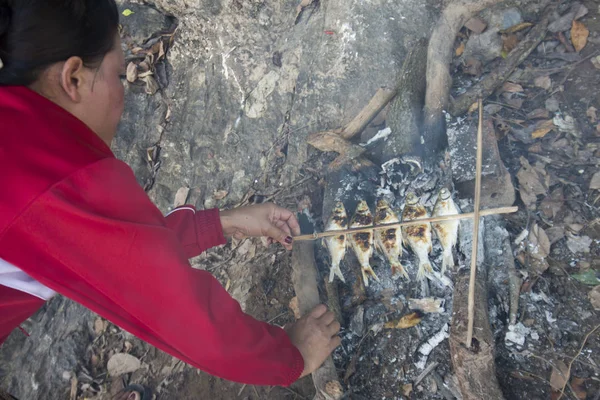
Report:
390,261,410,281
416,260,433,281
363,265,380,283
442,250,454,275
329,263,346,283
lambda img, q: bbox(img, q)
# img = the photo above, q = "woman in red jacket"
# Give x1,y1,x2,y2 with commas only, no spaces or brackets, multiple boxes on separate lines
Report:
0,1,340,399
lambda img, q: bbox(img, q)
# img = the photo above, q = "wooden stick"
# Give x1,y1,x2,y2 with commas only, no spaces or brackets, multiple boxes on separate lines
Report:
466,98,483,348
293,206,517,241
339,87,397,140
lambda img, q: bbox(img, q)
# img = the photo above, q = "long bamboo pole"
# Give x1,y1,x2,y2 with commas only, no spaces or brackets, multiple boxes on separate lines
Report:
466,98,484,348
293,205,517,241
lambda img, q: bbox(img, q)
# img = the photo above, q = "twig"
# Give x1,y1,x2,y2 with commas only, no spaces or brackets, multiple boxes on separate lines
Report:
293,206,518,241
252,385,262,400
414,362,439,387
268,311,288,324
466,98,483,348
557,323,600,400
238,384,247,397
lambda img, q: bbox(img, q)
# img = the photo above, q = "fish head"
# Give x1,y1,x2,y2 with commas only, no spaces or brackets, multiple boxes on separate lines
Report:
439,188,452,201
376,199,389,211
405,192,419,206
355,200,370,215
332,202,347,218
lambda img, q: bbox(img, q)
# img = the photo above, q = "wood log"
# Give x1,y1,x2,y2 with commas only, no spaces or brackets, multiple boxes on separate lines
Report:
423,0,505,156
384,39,428,160
340,87,397,140
450,9,552,116
449,269,505,400
291,232,343,400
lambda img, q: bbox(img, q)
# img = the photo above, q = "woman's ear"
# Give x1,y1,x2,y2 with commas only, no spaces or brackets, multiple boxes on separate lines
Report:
59,56,86,103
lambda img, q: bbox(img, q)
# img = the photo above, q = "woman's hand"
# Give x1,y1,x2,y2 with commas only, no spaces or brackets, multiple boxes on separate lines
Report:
219,203,301,250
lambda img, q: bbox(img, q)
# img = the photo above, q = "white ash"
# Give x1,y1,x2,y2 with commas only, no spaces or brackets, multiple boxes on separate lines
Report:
545,310,557,324
505,323,531,347
415,324,449,370
363,127,392,146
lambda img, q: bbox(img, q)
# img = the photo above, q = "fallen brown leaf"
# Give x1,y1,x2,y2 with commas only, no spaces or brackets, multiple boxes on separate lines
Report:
384,312,422,329
455,42,465,57
502,82,524,93
402,384,413,397
570,376,587,399
213,189,229,200
527,109,550,120
174,187,190,208
550,360,569,391
540,187,564,219
534,75,552,90
107,353,142,377
517,156,548,208
589,286,600,311
571,21,589,52
586,106,597,123
532,119,554,139
126,62,138,83
94,318,106,336
141,75,159,95
500,22,534,34
502,34,519,54
468,101,478,114
592,56,600,70
464,18,486,34
529,224,550,259
463,57,483,76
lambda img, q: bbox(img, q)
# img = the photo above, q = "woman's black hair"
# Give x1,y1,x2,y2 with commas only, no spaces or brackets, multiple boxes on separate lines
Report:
0,0,119,86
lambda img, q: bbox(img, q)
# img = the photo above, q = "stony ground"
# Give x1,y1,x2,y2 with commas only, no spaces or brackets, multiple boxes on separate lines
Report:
1,0,600,399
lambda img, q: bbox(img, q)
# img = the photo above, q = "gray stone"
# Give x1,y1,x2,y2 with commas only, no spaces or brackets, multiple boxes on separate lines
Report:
545,98,560,112
501,8,523,30
463,29,503,64
536,40,560,54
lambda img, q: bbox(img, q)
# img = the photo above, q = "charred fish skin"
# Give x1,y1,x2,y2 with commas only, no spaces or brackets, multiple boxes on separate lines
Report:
324,202,348,283
374,199,409,280
402,192,434,281
349,200,379,287
432,188,459,274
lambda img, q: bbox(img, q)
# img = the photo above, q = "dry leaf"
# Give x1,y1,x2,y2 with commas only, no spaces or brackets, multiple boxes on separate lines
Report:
571,21,589,52
590,172,600,190
173,187,190,208
586,106,597,123
527,109,550,120
540,188,564,219
589,286,600,311
502,82,524,93
502,34,519,54
592,55,600,69
142,76,159,95
463,57,483,76
213,190,229,200
468,101,478,114
465,18,486,34
158,41,166,60
550,360,569,391
455,42,465,57
384,312,423,329
94,318,106,336
107,353,141,377
126,62,138,83
500,22,534,34
532,119,554,139
289,296,301,319
402,384,413,397
69,376,78,400
570,377,587,399
534,75,552,90
517,156,548,208
528,224,550,260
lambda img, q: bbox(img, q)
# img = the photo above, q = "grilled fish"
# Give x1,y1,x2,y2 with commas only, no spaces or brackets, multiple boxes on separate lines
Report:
432,188,459,274
402,192,433,281
374,199,409,280
349,200,379,287
324,202,348,283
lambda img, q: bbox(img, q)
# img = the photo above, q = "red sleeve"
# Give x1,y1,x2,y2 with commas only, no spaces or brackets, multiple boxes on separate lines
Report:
0,159,304,386
164,207,227,259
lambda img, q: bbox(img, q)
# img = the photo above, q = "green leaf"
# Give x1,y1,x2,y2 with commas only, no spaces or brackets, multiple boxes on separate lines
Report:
122,9,134,17
571,270,600,286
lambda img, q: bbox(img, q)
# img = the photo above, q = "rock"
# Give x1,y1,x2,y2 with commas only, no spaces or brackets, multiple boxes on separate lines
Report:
548,2,586,33
118,3,174,44
545,98,560,112
501,8,523,30
350,305,365,336
448,117,515,208
107,353,142,377
536,40,560,54
463,29,503,64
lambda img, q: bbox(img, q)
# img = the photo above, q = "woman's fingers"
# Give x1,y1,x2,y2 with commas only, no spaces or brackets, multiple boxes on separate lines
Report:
319,311,336,325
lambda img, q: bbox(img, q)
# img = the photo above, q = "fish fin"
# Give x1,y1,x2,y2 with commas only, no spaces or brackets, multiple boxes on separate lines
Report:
416,262,433,281
360,269,370,287
391,262,410,281
442,250,454,275
329,263,346,283
363,265,380,283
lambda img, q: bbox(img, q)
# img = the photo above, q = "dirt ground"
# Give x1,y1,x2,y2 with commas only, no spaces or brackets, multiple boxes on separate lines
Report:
1,0,600,399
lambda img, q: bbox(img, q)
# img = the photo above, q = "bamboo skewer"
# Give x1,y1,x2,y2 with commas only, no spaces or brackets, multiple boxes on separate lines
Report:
466,98,484,348
293,206,517,241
